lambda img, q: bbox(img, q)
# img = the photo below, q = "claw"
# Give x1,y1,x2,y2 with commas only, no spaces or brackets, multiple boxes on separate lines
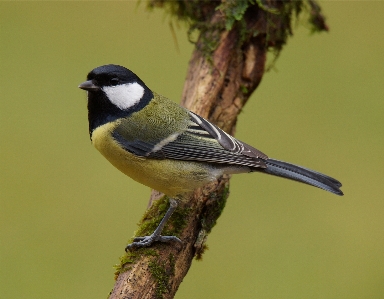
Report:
132,237,146,242
124,198,182,252
125,235,182,251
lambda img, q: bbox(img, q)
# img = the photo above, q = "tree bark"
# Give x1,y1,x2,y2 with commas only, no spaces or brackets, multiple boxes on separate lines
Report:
109,1,327,298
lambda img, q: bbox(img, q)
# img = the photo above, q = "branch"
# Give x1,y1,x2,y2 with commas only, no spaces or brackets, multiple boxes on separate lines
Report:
109,1,328,298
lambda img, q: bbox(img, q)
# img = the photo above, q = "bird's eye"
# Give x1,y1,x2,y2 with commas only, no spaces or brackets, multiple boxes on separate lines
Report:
110,78,119,86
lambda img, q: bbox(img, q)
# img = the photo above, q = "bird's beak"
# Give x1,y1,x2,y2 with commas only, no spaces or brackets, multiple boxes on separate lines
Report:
78,80,100,91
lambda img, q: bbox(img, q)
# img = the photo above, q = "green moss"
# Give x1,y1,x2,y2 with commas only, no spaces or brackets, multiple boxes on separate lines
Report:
148,260,168,298
148,254,176,299
132,195,190,238
240,85,249,95
201,185,230,234
217,0,250,31
114,196,190,278
147,0,328,62
134,195,170,237
168,253,176,271
194,184,230,260
163,204,191,237
114,248,158,279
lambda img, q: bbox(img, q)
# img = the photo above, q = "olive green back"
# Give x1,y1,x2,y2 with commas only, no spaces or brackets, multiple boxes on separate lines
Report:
115,92,190,143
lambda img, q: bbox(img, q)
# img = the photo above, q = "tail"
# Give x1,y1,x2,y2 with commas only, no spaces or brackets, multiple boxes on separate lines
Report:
257,158,343,196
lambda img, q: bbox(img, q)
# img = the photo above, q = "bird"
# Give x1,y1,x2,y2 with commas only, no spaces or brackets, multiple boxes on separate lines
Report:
79,64,343,251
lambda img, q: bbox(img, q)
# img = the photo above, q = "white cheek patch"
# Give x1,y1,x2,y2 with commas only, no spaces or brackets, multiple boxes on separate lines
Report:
103,82,145,110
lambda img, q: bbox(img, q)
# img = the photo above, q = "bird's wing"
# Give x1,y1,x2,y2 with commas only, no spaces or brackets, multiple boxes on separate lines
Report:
187,112,268,160
112,111,268,168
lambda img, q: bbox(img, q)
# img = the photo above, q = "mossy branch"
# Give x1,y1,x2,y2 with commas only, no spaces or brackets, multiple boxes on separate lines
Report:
109,1,328,298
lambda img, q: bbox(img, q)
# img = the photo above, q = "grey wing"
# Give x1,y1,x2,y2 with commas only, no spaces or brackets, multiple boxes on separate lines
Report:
188,112,268,160
112,111,267,168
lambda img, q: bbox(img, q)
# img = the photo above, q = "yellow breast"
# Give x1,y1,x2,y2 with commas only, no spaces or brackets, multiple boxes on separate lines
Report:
91,122,218,197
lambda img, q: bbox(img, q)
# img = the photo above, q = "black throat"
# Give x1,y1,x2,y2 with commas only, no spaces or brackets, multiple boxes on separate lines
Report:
87,87,153,139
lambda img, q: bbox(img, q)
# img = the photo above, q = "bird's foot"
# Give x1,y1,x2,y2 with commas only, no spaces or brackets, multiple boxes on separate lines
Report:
125,198,181,251
125,234,182,251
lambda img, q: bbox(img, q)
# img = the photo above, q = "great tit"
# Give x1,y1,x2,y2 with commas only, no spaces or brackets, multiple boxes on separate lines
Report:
79,64,343,250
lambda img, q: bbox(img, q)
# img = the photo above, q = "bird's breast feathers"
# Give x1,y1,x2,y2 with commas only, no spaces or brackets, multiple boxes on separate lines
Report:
90,117,220,197
90,92,266,196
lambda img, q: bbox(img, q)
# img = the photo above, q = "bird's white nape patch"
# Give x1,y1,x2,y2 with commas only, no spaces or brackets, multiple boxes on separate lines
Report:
102,82,145,110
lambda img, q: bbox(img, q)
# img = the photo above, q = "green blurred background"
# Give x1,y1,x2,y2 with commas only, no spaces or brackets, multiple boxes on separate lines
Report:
1,1,383,298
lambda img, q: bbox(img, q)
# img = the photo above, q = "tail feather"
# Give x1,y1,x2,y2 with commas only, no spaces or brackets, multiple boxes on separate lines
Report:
257,158,343,196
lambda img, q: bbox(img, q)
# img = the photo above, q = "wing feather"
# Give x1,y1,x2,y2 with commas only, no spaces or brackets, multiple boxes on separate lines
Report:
112,111,267,168
188,112,268,160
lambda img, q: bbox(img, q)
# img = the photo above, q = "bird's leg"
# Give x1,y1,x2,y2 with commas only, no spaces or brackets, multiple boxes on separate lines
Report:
125,198,182,251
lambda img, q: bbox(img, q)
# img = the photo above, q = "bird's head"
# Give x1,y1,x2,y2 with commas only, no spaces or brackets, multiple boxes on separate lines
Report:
79,64,153,136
